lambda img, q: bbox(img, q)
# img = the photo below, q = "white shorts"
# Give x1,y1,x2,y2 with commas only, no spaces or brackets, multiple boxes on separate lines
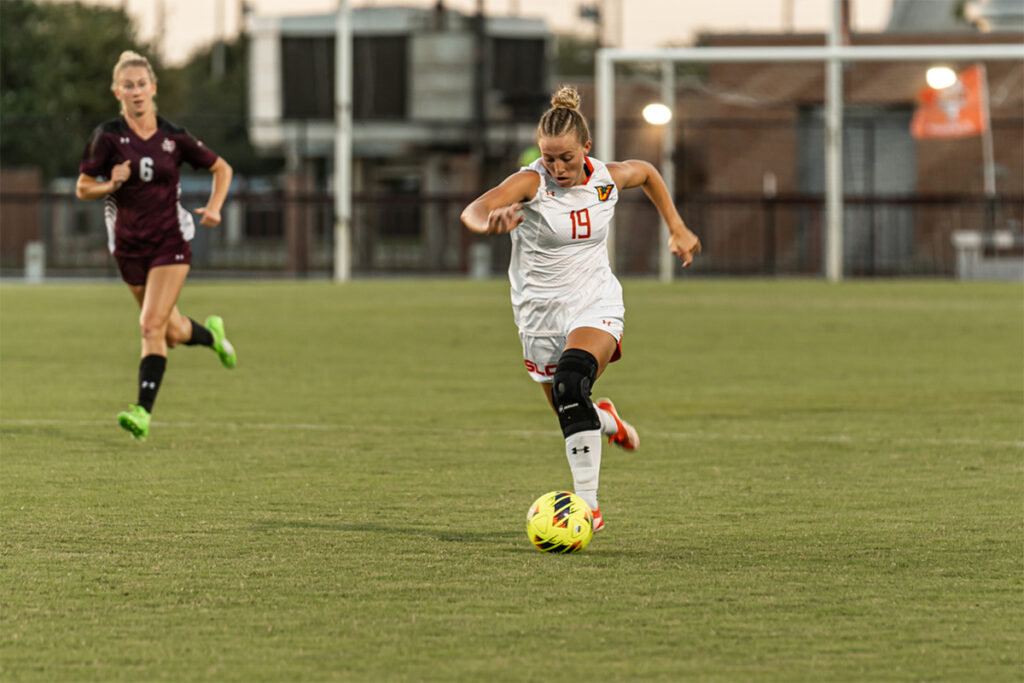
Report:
519,311,624,383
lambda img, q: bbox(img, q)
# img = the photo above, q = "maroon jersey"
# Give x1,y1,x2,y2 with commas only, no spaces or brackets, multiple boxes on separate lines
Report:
79,117,219,257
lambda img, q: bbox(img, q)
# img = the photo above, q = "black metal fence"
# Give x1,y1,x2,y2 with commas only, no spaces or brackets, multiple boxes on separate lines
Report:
2,185,1020,278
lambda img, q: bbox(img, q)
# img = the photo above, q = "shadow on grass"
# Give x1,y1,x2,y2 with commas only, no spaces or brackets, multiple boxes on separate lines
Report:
249,519,647,558
251,518,524,546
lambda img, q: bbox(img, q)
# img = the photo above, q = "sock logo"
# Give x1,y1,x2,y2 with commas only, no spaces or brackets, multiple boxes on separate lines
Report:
140,381,156,389
570,446,590,454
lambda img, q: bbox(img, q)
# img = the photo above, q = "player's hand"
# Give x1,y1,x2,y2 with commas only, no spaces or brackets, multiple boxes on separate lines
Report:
110,160,131,191
485,203,524,235
669,228,701,267
195,207,221,227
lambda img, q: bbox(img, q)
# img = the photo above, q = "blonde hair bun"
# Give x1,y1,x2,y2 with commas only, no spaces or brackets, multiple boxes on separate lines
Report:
111,50,157,88
550,86,581,111
537,85,590,145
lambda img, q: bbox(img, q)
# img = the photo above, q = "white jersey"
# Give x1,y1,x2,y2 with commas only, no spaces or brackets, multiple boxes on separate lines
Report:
509,156,623,336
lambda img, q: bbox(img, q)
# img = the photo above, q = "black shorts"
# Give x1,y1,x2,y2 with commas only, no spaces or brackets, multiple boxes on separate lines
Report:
115,240,192,286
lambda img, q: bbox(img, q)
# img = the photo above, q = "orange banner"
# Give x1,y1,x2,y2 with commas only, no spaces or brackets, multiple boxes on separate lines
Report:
911,64,989,140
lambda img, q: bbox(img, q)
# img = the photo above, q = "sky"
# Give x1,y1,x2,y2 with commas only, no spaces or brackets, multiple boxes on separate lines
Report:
86,0,894,66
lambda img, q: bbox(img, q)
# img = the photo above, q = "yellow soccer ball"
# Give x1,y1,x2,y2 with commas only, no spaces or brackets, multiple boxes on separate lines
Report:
525,491,594,553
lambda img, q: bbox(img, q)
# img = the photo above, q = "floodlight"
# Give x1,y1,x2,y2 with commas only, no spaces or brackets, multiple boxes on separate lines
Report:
642,103,672,125
926,66,957,90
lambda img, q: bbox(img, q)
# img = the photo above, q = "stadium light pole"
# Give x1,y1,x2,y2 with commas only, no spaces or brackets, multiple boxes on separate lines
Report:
333,0,353,282
597,52,616,271
649,62,676,283
978,64,996,200
824,0,844,282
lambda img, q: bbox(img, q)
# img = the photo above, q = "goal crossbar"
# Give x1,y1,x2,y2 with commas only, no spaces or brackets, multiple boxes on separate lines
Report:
595,42,1024,281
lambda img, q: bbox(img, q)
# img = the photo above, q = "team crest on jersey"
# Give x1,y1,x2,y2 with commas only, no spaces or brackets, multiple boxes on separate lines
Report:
595,185,614,201
162,138,176,153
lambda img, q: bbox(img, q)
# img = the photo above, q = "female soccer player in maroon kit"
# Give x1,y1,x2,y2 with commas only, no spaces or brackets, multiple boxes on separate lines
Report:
76,51,236,441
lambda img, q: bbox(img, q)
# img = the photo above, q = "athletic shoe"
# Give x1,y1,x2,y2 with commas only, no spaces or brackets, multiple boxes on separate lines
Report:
591,507,605,533
117,404,150,441
204,315,236,369
595,398,639,451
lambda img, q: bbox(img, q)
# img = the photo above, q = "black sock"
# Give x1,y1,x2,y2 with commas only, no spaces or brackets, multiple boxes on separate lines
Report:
184,318,214,347
137,354,167,413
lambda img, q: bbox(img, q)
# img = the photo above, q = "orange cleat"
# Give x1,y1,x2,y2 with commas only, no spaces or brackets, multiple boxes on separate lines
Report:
591,507,605,533
595,398,639,451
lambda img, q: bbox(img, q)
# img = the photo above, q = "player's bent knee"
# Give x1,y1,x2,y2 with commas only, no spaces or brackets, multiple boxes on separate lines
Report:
551,348,601,437
139,314,170,341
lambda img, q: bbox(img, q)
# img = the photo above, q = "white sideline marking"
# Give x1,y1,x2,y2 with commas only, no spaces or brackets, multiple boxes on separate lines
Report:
4,418,1022,448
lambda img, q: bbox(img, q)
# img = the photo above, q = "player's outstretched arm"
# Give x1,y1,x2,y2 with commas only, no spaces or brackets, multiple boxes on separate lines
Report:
461,171,540,235
608,159,701,267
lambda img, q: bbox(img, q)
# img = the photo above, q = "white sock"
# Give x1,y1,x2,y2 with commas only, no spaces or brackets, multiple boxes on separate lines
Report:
565,429,602,511
596,406,618,436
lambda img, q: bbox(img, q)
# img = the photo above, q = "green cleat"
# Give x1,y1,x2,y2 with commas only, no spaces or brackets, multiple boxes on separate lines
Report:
204,315,237,369
117,404,150,441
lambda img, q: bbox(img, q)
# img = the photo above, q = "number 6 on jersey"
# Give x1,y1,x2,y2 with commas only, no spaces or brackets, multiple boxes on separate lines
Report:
570,208,591,239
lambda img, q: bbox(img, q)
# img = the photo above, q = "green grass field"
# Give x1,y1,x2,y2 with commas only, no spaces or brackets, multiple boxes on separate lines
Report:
2,278,1021,682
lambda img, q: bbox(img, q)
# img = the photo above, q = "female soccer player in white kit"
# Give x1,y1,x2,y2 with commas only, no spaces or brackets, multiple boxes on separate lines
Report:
461,86,701,533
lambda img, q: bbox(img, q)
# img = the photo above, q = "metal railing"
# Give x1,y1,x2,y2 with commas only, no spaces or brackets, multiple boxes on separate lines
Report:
1,187,1020,278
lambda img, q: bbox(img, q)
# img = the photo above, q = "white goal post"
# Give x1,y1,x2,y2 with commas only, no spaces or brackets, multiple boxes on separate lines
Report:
595,27,1024,281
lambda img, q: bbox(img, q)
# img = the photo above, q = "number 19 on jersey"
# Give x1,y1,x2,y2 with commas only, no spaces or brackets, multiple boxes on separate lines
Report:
570,209,591,239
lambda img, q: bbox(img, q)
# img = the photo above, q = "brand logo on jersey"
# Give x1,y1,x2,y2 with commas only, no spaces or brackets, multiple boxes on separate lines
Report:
544,189,556,197
162,138,176,154
595,185,614,201
119,136,130,144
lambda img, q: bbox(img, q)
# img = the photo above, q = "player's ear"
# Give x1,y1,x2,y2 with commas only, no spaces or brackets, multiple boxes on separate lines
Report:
583,140,592,155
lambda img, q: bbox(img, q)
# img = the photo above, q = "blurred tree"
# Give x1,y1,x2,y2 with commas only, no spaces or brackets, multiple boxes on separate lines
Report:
0,0,164,179
1,1,279,180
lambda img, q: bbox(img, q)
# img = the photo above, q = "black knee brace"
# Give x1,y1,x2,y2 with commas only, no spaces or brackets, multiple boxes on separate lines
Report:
551,348,601,437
